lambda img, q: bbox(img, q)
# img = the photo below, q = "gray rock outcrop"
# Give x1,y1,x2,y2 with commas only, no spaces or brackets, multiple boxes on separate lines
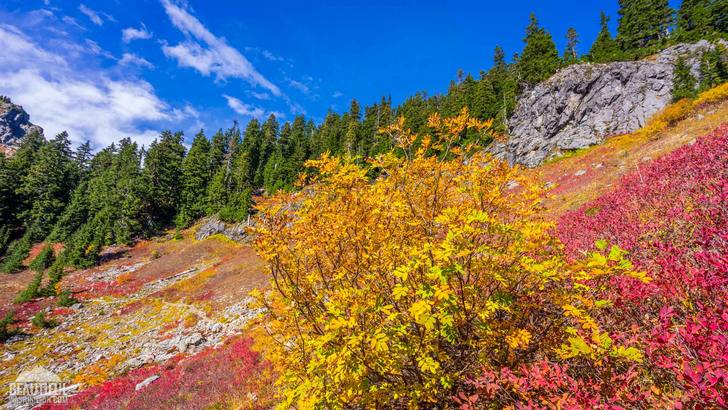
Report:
495,40,726,167
195,216,251,242
0,96,43,148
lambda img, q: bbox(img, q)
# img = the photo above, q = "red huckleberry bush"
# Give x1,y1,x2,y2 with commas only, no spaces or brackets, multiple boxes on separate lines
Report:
557,125,728,408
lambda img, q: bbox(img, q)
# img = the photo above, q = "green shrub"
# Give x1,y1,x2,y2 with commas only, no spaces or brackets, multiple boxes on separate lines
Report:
41,262,65,297
31,312,56,329
28,244,54,272
15,271,43,303
0,312,16,341
56,289,78,307
1,234,32,274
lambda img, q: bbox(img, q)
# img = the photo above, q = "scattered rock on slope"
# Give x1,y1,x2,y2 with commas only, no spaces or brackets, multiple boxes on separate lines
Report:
195,216,250,242
494,40,726,167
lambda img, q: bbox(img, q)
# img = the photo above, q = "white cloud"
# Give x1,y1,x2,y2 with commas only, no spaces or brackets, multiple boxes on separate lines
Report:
160,0,281,96
62,16,85,30
0,25,194,149
288,79,311,95
78,4,103,26
122,25,152,43
332,91,344,98
223,94,282,120
247,91,271,100
262,49,284,62
119,53,154,69
85,39,114,59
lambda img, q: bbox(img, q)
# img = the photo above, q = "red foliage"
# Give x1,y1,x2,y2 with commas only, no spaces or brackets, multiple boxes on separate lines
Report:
464,125,728,408
557,125,728,407
43,337,275,410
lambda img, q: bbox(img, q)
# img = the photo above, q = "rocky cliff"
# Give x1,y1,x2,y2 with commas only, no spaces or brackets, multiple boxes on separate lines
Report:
0,97,43,150
494,40,726,167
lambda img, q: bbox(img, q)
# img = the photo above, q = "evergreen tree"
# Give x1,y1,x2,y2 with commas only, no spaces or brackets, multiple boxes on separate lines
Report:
563,27,580,65
0,153,15,233
253,116,277,188
676,0,714,40
208,129,229,175
590,12,621,63
143,131,186,227
344,100,361,155
48,181,89,242
289,115,310,168
18,132,76,240
206,168,229,215
517,13,561,87
672,56,698,101
616,0,674,57
5,131,44,237
177,131,211,227
74,140,93,179
698,45,728,90
236,119,263,189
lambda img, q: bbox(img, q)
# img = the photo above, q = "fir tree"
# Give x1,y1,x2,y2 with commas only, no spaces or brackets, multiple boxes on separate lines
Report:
517,13,560,87
289,116,310,168
0,153,15,233
590,12,621,63
235,119,263,192
5,131,44,237
672,56,698,101
208,129,229,175
28,243,54,272
563,28,580,65
616,0,674,57
698,46,728,90
676,0,714,40
255,115,279,189
177,131,211,227
143,131,186,227
344,100,361,154
18,132,76,240
74,140,93,179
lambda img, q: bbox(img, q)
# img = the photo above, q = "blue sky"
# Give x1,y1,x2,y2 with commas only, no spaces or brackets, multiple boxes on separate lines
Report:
0,0,682,148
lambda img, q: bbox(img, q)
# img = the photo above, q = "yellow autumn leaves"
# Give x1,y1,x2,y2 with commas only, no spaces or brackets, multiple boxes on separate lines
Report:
251,109,647,409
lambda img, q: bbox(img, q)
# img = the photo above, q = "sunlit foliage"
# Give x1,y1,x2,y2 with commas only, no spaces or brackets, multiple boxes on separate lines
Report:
252,109,646,408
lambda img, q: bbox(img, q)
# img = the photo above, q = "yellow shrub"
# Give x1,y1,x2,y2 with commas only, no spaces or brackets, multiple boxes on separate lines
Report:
695,82,728,107
658,98,694,126
252,109,646,408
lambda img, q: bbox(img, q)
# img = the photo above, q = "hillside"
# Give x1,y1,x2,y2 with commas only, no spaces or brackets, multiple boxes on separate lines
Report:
0,86,725,408
1,0,727,406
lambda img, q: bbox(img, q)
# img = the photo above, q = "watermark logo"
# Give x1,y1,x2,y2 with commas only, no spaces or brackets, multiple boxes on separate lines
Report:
8,366,77,408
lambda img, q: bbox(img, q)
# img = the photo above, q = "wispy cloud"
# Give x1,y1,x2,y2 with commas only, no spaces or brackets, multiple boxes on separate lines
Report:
85,39,114,59
160,0,281,96
119,53,154,69
122,24,152,43
247,90,271,100
332,91,344,98
78,4,103,26
288,79,311,95
223,94,282,119
62,15,85,30
0,24,195,149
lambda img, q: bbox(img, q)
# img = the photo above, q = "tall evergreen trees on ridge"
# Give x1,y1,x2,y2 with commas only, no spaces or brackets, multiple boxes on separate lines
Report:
0,0,726,280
